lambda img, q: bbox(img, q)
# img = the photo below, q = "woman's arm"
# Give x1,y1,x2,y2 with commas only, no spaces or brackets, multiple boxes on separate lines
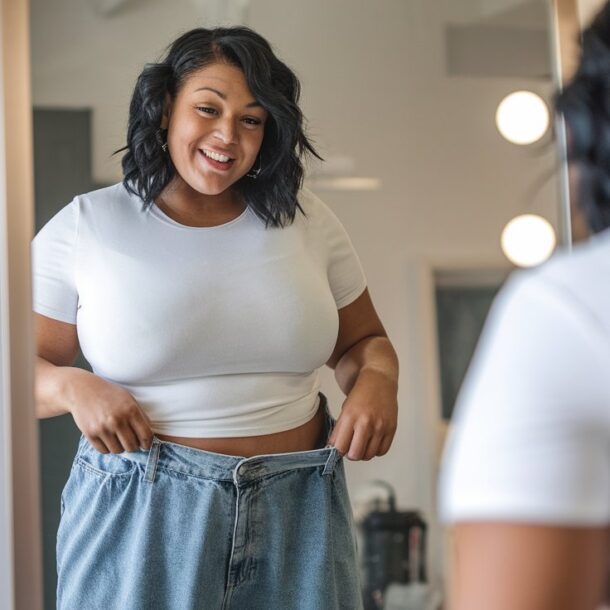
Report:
325,288,399,460
34,312,154,453
35,312,82,418
451,522,610,610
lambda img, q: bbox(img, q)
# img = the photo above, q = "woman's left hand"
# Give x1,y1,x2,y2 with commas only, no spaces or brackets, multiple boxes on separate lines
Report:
326,368,398,461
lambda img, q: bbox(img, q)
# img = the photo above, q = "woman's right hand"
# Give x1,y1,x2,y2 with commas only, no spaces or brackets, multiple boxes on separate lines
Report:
64,368,154,454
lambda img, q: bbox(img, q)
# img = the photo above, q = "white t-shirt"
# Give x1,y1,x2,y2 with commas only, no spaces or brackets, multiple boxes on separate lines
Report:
31,182,367,437
440,229,610,526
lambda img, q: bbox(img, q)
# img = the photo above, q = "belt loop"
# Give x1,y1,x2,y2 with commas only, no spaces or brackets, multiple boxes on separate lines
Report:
322,447,340,476
144,437,161,483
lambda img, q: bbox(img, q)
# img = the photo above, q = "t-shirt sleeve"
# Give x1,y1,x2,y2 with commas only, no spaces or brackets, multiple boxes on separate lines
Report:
439,271,610,526
31,197,79,324
304,188,367,309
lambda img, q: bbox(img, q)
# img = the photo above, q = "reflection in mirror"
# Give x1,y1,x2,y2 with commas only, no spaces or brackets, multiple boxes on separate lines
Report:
30,1,564,609
440,3,610,609
550,0,608,244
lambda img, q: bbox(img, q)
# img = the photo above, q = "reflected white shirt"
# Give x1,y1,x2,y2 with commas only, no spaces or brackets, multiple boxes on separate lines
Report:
440,229,610,525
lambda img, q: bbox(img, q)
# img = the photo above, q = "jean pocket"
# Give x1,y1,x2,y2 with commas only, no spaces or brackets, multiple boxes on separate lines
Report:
76,443,137,479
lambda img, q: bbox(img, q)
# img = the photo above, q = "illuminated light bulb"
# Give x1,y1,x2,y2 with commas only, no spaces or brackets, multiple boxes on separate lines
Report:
496,91,549,145
501,214,556,267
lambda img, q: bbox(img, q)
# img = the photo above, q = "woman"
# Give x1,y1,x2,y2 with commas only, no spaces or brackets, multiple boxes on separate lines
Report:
439,5,610,610
32,27,399,609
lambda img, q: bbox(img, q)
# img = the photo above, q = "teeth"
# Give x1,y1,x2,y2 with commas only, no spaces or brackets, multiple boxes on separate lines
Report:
203,149,231,162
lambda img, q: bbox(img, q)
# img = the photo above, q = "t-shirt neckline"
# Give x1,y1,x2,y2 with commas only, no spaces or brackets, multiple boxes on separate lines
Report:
149,200,250,231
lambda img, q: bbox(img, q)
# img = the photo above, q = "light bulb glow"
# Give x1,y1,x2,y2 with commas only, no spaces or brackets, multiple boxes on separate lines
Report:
496,91,549,145
501,214,556,267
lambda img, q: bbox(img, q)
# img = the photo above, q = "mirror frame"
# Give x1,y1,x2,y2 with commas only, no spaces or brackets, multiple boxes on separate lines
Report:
549,0,579,248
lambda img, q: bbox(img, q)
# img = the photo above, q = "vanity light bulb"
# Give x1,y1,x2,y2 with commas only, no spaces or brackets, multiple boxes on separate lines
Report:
496,91,549,145
501,214,556,267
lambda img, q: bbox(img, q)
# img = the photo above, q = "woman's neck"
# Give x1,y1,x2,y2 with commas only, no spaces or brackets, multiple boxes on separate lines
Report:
155,178,246,228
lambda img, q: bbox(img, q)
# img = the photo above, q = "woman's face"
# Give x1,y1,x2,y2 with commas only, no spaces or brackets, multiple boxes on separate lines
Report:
161,61,268,197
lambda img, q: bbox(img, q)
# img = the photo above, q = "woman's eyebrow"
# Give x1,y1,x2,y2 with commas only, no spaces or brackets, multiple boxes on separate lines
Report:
193,86,261,108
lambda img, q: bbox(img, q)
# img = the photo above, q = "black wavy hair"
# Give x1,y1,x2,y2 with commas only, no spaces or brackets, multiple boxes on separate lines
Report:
113,27,322,228
554,2,610,233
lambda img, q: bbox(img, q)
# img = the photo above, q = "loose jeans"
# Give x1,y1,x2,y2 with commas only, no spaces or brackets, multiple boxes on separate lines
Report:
56,392,363,609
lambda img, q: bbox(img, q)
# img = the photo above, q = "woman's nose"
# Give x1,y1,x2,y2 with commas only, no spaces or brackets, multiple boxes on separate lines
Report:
214,117,238,144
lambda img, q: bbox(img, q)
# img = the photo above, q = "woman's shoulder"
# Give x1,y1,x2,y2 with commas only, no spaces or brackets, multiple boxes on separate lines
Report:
296,186,350,231
77,181,132,208
540,227,610,282
74,181,143,223
296,186,324,217
514,228,610,326
34,183,128,242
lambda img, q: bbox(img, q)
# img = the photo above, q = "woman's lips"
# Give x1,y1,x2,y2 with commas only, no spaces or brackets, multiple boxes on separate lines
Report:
199,149,235,172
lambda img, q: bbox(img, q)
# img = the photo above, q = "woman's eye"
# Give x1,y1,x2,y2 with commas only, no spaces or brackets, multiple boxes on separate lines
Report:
195,107,262,126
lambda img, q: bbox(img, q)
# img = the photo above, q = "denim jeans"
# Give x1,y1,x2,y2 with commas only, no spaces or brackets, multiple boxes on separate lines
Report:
56,392,363,609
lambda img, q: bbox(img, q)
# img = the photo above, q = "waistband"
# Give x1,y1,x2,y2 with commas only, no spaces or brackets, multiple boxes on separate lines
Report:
76,392,341,485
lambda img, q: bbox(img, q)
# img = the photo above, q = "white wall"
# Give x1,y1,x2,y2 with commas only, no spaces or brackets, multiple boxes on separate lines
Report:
30,0,561,592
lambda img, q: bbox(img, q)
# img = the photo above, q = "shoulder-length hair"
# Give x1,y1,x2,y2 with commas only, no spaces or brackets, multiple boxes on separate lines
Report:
113,26,322,228
554,3,610,233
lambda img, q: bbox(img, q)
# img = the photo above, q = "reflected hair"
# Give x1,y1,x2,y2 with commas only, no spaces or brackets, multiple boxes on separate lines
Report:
554,3,610,233
113,27,322,228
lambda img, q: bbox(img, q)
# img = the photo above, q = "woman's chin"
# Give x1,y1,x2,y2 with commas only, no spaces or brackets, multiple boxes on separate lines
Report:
176,167,247,197
187,175,235,197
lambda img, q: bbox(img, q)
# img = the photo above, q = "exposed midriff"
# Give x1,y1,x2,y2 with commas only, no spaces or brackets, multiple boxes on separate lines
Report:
155,401,326,457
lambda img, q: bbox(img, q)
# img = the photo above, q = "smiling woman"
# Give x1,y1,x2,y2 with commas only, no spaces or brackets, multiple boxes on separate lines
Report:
32,24,399,610
155,62,268,217
116,27,322,230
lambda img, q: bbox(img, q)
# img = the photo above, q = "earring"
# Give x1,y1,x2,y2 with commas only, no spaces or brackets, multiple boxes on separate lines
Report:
246,155,262,179
156,128,168,152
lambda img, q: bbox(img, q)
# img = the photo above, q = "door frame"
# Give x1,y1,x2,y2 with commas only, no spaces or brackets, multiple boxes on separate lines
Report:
0,0,43,608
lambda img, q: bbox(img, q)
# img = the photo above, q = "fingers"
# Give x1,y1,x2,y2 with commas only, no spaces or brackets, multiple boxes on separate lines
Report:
93,432,123,454
363,435,383,461
329,420,374,461
328,414,396,461
115,424,140,453
71,386,155,454
328,419,353,457
91,416,153,454
346,426,370,461
87,436,112,454
377,434,393,457
131,411,154,450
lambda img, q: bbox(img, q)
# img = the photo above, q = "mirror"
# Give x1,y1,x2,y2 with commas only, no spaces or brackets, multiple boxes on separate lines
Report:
30,1,567,608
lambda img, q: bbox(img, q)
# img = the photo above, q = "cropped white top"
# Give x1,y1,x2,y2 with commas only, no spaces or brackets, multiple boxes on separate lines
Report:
31,182,367,436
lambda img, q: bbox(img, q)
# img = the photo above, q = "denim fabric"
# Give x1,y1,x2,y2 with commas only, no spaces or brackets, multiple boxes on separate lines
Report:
56,392,363,609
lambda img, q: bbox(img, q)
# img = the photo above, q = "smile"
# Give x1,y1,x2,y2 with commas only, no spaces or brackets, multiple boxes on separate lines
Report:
201,148,234,162
199,149,236,171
